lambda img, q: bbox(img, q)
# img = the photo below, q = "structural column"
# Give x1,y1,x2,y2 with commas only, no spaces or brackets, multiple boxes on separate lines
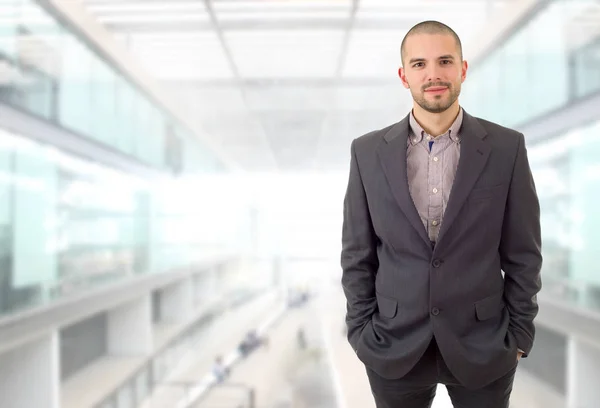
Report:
0,332,60,408
160,277,193,323
107,295,153,355
567,336,600,408
193,269,217,306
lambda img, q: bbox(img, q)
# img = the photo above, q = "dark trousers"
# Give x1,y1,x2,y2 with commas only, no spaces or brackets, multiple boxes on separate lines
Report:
366,337,517,408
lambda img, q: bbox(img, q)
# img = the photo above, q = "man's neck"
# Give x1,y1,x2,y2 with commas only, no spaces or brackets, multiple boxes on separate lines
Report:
412,102,460,137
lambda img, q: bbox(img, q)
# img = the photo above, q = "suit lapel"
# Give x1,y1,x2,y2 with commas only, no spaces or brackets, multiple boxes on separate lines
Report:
437,111,490,243
377,115,431,247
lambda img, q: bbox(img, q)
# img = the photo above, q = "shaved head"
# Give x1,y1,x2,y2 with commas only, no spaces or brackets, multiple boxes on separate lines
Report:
401,20,463,66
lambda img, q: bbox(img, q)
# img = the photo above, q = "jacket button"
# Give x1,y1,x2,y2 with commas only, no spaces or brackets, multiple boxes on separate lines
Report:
432,259,442,268
431,307,440,316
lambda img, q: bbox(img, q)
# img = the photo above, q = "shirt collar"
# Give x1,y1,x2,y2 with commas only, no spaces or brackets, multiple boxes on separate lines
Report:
408,107,463,145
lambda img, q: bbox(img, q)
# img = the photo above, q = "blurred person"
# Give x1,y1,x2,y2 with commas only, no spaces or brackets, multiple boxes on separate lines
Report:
212,355,229,384
239,329,266,357
340,20,542,408
297,327,307,349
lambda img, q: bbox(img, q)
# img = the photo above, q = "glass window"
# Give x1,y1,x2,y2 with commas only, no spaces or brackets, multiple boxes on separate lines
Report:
58,34,91,136
566,120,600,288
134,367,151,405
116,383,134,408
572,35,600,100
531,1,569,117
0,127,155,317
1,0,224,173
530,118,600,311
476,57,497,122
147,105,165,167
135,97,152,164
463,0,599,127
0,0,18,59
90,56,116,146
0,135,14,313
12,139,57,302
114,77,136,155
152,354,167,384
502,26,529,126
56,161,146,297
5,0,59,119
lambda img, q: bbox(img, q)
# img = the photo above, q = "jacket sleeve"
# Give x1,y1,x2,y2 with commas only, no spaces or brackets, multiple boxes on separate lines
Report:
500,133,543,357
341,139,378,352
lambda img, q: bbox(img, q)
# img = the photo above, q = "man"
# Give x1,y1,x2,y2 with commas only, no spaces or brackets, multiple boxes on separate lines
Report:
340,20,542,408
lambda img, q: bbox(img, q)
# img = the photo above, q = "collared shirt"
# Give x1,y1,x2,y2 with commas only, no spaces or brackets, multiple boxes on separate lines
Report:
407,108,463,242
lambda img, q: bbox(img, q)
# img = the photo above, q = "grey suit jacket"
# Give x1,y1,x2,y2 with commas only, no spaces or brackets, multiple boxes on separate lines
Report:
341,110,542,389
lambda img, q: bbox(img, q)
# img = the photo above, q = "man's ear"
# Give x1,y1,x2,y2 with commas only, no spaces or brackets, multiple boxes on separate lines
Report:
461,60,468,83
399,67,410,89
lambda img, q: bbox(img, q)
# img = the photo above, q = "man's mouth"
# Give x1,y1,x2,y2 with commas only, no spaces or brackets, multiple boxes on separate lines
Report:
425,86,448,92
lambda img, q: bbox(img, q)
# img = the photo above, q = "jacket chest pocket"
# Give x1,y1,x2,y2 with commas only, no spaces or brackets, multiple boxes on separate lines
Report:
468,183,506,202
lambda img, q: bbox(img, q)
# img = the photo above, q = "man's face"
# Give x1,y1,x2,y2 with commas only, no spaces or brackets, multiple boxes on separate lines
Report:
399,33,467,114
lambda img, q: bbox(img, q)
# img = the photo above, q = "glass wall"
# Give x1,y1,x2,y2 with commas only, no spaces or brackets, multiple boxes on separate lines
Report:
523,117,600,403
0,126,245,318
0,0,222,173
461,0,600,128
0,0,235,317
529,118,600,311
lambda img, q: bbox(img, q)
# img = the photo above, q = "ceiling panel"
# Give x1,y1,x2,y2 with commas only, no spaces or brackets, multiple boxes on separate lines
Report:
164,83,249,113
86,2,207,14
213,0,351,30
96,13,209,24
217,10,350,21
244,85,335,111
354,0,511,55
341,29,407,78
213,0,353,12
225,29,345,78
127,32,234,79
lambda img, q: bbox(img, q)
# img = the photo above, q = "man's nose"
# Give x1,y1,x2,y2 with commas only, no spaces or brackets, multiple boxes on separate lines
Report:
426,66,443,82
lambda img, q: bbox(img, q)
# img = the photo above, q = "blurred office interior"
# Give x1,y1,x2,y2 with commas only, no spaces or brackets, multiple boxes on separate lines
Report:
1,0,600,407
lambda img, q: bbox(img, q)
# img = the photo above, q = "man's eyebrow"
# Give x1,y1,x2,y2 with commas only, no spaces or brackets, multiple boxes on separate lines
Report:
408,55,455,64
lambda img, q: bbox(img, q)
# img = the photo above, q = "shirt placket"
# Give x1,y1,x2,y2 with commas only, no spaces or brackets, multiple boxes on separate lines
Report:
428,136,445,241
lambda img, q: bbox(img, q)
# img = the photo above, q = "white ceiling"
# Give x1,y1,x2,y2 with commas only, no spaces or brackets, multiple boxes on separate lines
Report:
80,0,516,172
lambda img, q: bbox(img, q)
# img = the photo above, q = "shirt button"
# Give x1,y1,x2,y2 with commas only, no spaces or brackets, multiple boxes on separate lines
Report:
432,188,438,194
426,136,432,141
433,157,439,162
432,259,442,268
431,307,440,316
432,220,439,226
